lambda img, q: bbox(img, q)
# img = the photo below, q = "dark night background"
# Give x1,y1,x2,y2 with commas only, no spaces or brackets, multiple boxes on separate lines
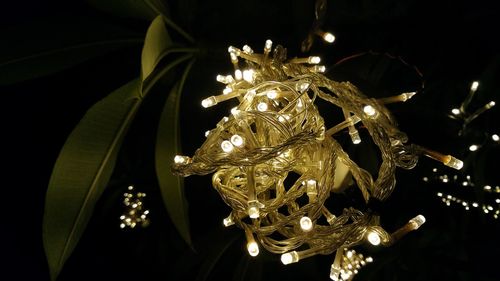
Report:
2,0,500,280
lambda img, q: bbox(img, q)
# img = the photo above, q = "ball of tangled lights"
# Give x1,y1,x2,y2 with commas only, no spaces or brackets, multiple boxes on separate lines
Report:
172,40,462,279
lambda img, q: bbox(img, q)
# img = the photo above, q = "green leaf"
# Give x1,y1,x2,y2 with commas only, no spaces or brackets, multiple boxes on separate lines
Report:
155,58,196,246
43,79,142,281
86,0,168,20
141,16,173,83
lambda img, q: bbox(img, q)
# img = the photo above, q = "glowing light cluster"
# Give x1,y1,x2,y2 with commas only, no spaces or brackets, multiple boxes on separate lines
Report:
119,185,150,229
330,248,373,281
172,41,462,278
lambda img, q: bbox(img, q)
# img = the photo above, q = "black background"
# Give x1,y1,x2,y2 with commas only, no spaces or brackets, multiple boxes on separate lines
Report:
2,0,500,280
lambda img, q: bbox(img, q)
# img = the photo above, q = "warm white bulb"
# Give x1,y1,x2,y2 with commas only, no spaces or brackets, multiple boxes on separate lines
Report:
471,81,479,91
367,231,381,246
451,108,460,115
281,251,299,265
230,134,244,147
363,105,377,116
366,257,373,263
223,216,234,227
221,140,234,153
300,216,313,231
308,56,321,64
265,39,273,51
242,45,253,54
201,96,217,108
247,241,259,257
484,185,492,190
444,156,463,170
323,32,335,43
489,101,496,107
242,69,255,83
350,130,361,144
222,87,233,95
257,102,268,111
492,134,499,141
174,155,188,164
235,69,243,80
266,90,278,99
409,215,426,229
469,144,478,151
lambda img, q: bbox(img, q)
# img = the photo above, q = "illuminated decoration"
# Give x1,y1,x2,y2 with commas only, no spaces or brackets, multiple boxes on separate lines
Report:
421,80,499,220
172,41,462,279
449,80,496,135
329,248,373,281
119,185,150,229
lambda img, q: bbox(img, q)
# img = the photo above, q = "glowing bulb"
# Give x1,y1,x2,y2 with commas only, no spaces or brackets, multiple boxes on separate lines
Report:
247,241,259,257
223,87,233,95
174,155,189,164
257,102,268,111
235,69,243,80
223,215,234,227
242,45,254,54
247,200,260,218
266,90,278,99
312,65,326,73
409,215,426,230
451,108,460,115
349,130,361,144
230,134,244,147
204,130,210,137
469,144,478,151
471,81,479,91
281,251,299,265
492,134,499,141
484,185,492,190
308,56,321,64
242,69,255,83
300,216,313,231
363,105,377,116
201,96,217,108
444,156,463,170
367,231,381,246
366,257,373,263
221,140,234,153
489,101,496,107
323,32,335,43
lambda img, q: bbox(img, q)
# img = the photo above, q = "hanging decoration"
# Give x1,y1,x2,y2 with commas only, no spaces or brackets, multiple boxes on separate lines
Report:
171,40,462,279
120,185,150,229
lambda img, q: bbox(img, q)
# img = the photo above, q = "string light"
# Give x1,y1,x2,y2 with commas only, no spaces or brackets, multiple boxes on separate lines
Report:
119,185,150,229
172,41,462,278
330,248,373,281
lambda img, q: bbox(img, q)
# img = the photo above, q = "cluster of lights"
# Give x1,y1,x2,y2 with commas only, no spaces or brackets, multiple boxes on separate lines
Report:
119,185,150,229
436,192,500,219
172,40,458,279
329,248,373,281
450,81,496,136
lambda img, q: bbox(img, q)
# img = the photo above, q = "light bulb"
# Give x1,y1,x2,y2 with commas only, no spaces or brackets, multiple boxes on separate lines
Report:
312,65,326,73
257,102,268,111
174,155,189,164
492,134,499,141
300,216,313,231
323,32,335,43
296,82,310,92
201,96,217,108
363,105,377,116
247,241,259,257
223,215,234,227
242,45,254,54
243,69,255,83
484,185,492,190
223,87,233,95
234,69,243,80
451,108,460,115
367,231,381,246
469,144,478,151
266,90,278,99
471,81,479,91
264,39,273,52
308,56,321,64
204,130,210,137
409,215,426,230
366,257,373,263
489,101,496,107
281,251,299,265
349,130,361,144
230,134,244,147
247,200,260,218
443,156,463,170
221,140,234,153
